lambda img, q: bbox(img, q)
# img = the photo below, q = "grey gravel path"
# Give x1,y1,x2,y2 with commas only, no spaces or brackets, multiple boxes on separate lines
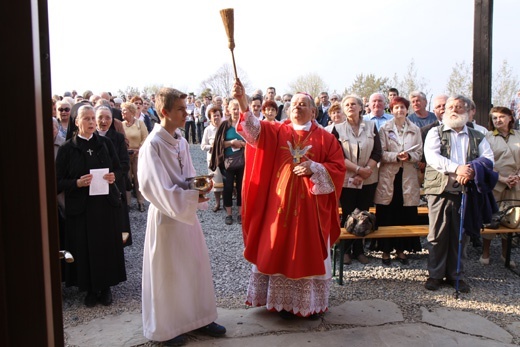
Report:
62,144,520,346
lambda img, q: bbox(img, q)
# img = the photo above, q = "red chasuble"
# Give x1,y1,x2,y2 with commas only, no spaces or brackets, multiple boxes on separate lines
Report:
240,118,345,279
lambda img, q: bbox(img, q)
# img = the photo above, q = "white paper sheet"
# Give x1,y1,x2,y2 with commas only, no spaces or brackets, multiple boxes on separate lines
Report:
404,144,420,153
346,177,363,189
89,168,109,196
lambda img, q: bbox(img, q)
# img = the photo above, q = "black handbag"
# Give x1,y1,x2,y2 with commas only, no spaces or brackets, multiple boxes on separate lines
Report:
344,208,377,237
224,150,245,170
107,183,122,208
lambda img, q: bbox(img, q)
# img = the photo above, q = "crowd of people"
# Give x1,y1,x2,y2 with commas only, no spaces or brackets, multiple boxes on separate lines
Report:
52,85,520,346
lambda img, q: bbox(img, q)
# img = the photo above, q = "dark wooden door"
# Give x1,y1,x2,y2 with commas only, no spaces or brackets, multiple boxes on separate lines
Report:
0,0,64,345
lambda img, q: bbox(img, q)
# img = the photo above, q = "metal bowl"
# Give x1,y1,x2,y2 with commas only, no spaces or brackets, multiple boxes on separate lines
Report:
185,174,214,195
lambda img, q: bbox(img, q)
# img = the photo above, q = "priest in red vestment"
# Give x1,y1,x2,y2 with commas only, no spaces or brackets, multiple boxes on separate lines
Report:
233,80,346,318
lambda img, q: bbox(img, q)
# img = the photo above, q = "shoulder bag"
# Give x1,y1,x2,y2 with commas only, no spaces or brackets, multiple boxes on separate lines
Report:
224,149,245,170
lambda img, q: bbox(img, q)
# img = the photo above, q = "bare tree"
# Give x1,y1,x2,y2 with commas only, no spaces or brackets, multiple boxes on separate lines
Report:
392,59,429,100
117,86,141,100
445,61,473,97
492,59,519,107
288,73,328,97
199,64,251,98
344,73,390,99
143,84,164,98
199,88,213,99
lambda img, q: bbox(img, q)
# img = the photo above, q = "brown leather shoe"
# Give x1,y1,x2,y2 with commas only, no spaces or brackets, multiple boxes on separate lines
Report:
382,252,391,266
445,279,471,293
343,253,352,265
357,254,369,264
425,278,442,291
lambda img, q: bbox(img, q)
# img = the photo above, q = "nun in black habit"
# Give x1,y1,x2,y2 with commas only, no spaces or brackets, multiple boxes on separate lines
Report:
57,105,126,307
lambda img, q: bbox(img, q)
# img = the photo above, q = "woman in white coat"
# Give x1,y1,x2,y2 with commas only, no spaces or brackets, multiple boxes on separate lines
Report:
200,105,224,211
373,96,423,265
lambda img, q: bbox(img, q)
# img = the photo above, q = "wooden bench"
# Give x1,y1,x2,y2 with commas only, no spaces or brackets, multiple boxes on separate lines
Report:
333,225,520,285
338,224,519,239
368,206,429,216
338,206,428,216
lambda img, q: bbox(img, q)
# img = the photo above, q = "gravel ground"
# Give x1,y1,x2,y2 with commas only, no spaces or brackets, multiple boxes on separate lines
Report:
62,144,520,346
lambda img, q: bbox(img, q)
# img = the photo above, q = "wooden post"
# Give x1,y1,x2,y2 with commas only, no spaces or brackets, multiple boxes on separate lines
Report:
472,0,493,126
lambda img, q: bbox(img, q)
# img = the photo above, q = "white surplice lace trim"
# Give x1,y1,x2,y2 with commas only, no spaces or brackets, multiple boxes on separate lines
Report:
309,161,334,195
238,111,260,146
245,272,331,317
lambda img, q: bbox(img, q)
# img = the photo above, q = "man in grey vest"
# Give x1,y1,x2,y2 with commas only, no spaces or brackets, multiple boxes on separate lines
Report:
423,95,494,293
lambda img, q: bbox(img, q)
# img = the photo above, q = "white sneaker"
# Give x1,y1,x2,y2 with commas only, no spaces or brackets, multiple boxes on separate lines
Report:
501,255,516,268
479,256,490,265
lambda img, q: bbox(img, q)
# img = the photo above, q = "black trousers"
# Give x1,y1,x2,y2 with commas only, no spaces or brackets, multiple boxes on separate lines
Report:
223,165,244,208
196,122,204,144
185,121,196,143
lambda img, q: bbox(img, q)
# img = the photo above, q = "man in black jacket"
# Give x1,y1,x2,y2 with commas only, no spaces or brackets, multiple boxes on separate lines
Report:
316,92,331,127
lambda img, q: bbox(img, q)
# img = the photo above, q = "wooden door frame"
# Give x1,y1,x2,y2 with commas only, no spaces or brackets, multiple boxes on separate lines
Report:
0,0,64,345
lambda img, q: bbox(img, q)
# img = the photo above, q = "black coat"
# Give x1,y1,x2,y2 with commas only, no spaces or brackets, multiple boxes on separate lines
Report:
276,104,284,121
102,129,129,196
316,106,330,127
101,129,132,246
56,134,126,292
111,107,122,121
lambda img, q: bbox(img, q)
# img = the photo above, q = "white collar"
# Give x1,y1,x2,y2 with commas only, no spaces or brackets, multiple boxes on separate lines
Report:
78,134,93,140
292,121,312,131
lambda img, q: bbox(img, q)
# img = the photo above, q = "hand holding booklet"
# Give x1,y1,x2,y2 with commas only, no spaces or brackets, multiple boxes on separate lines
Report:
404,144,420,153
346,177,363,189
89,168,109,196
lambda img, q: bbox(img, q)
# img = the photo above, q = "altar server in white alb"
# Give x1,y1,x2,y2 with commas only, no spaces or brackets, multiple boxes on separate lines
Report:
138,87,226,346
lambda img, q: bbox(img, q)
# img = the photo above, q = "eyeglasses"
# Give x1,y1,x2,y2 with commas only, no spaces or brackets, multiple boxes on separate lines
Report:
331,98,338,101
134,102,143,106
447,105,465,111
58,107,70,112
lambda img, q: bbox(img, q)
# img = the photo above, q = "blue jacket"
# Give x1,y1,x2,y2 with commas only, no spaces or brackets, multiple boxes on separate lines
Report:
463,157,498,236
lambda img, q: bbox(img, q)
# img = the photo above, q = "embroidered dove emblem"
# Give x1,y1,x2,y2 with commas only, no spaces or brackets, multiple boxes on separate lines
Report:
287,141,312,163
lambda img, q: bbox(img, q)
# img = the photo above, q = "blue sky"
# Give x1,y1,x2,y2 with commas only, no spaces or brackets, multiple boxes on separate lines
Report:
47,0,519,99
